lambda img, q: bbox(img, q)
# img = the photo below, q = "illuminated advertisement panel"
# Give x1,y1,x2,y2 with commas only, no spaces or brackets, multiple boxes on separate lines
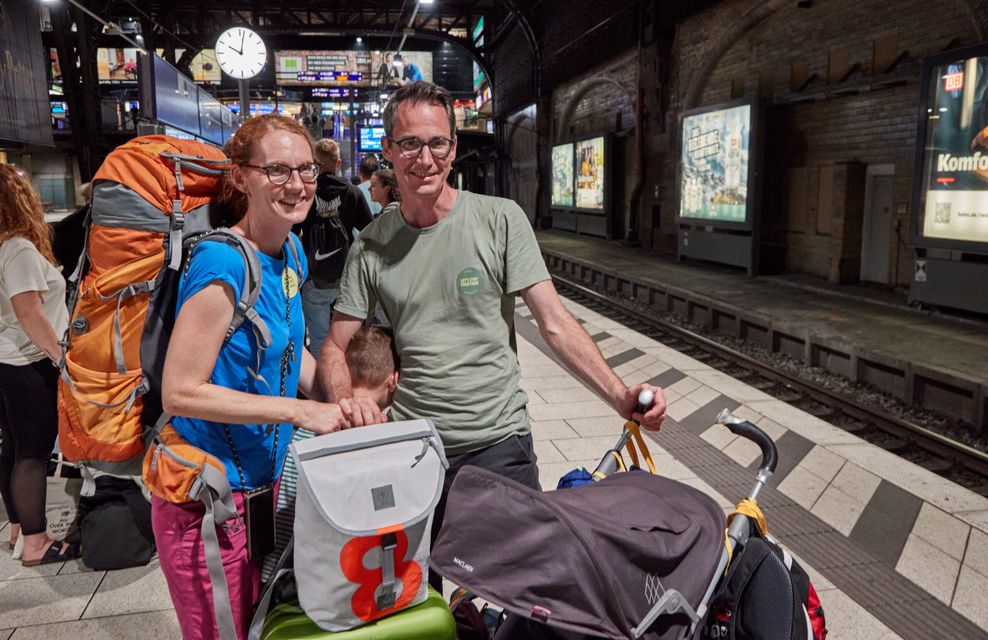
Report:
98,48,139,82
914,47,988,248
575,137,605,210
274,50,432,87
679,103,752,224
551,143,574,207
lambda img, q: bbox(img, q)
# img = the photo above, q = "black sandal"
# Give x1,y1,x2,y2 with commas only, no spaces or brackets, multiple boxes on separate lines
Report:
21,539,80,567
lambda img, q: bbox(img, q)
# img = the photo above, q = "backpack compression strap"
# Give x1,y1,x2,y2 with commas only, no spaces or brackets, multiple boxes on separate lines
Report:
160,152,230,271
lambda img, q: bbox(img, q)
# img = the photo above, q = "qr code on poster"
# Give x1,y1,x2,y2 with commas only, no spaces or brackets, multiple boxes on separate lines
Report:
935,202,951,223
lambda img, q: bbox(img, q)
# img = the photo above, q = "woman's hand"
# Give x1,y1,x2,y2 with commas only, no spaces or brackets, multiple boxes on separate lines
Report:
295,400,352,434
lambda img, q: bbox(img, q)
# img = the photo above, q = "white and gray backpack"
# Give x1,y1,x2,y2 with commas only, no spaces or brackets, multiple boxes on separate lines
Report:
251,419,447,636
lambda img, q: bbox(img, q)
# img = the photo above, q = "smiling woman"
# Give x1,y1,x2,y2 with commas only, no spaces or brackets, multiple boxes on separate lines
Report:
151,114,380,640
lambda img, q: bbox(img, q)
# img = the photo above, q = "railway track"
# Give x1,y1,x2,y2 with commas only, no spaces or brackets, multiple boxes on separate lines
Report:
552,274,988,497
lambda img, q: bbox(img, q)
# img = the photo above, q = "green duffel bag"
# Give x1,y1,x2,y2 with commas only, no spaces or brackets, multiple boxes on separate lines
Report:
260,587,455,640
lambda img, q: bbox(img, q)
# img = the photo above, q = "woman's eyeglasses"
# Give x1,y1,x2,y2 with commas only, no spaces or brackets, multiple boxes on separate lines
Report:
242,163,322,184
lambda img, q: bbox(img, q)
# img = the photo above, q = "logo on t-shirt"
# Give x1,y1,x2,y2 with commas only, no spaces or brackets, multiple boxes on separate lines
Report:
456,267,484,295
282,267,299,298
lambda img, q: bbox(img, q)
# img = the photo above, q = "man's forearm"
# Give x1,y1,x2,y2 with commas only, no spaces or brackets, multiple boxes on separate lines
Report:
317,340,353,402
541,313,626,409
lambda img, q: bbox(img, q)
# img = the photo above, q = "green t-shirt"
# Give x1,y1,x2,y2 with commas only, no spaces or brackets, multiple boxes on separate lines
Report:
335,190,549,455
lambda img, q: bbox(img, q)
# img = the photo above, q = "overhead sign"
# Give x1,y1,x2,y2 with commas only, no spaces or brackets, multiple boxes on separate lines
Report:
275,50,432,87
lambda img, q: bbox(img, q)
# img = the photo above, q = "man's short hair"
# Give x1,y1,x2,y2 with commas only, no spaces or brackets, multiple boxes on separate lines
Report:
346,325,399,389
382,81,456,139
313,139,340,172
358,156,379,179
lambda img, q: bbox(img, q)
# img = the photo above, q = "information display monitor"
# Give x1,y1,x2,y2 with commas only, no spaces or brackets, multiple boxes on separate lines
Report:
275,50,432,87
912,44,988,251
358,125,385,152
679,101,753,227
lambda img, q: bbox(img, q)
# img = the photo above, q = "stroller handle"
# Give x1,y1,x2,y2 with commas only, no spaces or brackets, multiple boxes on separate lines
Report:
716,409,778,474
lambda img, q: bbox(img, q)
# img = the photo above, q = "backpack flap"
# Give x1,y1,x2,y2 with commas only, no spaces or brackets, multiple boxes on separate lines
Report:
291,419,447,632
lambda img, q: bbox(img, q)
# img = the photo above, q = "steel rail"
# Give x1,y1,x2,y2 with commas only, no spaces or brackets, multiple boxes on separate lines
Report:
551,273,988,484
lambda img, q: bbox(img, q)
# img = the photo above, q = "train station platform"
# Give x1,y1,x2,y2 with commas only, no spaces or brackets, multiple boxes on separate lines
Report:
1,294,986,638
536,230,988,434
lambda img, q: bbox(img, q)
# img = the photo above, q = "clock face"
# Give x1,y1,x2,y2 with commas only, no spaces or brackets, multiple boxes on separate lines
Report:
215,27,267,80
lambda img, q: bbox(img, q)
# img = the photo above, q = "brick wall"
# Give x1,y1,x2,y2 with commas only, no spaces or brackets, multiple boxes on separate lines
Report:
639,0,988,284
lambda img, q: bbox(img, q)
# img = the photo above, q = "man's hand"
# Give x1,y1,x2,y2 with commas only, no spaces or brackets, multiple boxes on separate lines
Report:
339,397,386,427
621,383,667,432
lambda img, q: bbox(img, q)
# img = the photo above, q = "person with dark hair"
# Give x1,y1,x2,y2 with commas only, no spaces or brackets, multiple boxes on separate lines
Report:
296,139,374,357
318,81,669,591
155,114,380,639
369,168,400,216
357,155,381,216
0,164,77,566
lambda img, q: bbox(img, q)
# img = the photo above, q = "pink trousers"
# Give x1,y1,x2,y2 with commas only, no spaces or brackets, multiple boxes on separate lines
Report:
152,490,261,640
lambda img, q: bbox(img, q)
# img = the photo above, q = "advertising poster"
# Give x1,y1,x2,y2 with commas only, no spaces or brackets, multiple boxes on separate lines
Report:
917,54,988,244
575,137,605,209
680,104,751,223
551,143,574,207
275,50,432,87
98,48,139,81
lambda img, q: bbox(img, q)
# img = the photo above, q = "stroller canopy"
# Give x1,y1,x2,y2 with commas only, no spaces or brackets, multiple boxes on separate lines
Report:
431,466,725,640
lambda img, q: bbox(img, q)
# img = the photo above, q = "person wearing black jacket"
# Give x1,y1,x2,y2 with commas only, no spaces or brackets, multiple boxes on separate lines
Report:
295,139,374,356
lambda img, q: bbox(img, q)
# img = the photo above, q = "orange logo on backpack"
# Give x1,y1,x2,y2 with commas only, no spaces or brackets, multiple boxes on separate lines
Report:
339,529,422,622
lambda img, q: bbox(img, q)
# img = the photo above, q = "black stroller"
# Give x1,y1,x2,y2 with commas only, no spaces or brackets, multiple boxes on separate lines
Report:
431,395,824,640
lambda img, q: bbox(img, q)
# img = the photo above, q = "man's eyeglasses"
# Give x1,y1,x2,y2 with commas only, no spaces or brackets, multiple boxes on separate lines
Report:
242,163,321,184
387,136,454,160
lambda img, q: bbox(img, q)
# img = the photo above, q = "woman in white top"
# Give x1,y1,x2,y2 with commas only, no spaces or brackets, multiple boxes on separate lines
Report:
0,164,75,566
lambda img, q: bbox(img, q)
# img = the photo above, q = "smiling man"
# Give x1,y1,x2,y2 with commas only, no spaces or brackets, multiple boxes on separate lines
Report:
318,81,668,589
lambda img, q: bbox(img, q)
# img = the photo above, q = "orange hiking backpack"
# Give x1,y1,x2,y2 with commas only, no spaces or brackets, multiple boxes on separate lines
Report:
57,135,302,640
57,135,230,480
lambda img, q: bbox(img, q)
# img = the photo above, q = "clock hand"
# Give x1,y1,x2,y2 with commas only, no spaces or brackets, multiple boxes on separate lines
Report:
239,31,245,55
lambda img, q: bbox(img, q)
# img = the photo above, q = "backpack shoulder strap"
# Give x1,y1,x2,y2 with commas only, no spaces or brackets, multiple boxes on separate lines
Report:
195,229,272,386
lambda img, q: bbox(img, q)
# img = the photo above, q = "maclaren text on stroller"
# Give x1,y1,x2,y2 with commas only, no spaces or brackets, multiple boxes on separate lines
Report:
431,393,827,640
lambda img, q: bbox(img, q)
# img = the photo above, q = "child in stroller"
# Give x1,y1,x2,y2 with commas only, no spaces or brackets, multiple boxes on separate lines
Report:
431,393,827,640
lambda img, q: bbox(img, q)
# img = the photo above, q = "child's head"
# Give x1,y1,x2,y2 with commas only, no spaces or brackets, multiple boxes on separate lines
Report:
346,325,399,410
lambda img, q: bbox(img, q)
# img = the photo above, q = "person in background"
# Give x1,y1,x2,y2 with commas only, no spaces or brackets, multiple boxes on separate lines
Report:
369,168,401,216
356,156,381,217
0,165,77,566
318,81,667,593
51,181,91,286
155,115,380,640
296,139,374,357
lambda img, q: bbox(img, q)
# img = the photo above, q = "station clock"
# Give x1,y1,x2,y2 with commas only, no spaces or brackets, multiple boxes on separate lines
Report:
215,27,267,80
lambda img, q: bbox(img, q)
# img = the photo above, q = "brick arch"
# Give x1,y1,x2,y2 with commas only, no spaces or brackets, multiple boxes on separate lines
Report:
505,112,535,155
557,76,635,138
684,0,988,111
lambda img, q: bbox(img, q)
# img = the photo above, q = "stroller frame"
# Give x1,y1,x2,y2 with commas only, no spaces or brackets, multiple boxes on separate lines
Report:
587,407,779,639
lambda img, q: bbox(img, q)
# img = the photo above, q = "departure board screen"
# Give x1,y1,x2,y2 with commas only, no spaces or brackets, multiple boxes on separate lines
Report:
274,50,432,87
